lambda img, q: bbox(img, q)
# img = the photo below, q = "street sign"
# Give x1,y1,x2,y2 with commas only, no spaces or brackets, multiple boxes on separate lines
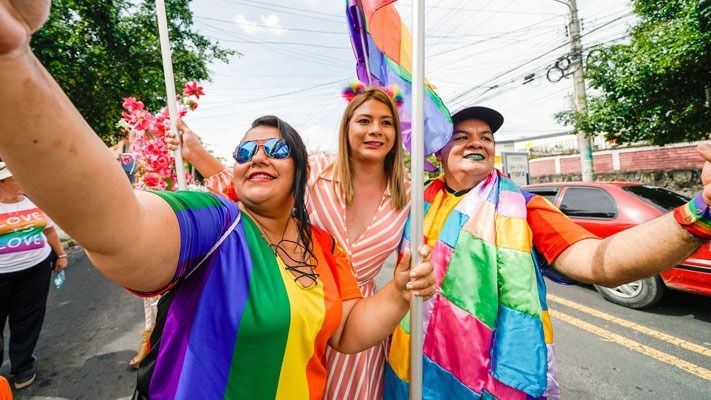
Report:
502,151,530,186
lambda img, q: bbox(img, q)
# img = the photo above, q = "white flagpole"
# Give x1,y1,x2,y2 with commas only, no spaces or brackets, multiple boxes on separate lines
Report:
155,0,187,190
409,0,425,399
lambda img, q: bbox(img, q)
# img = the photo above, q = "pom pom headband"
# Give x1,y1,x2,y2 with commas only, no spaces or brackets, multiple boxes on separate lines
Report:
341,82,404,110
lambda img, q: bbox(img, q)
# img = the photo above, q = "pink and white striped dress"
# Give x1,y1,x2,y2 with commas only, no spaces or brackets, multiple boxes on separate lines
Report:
205,153,410,399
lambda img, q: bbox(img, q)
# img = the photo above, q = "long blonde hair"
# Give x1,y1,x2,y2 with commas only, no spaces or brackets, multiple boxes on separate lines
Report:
332,87,407,209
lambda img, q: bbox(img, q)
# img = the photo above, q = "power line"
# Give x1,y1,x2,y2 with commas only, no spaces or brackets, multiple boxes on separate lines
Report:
197,21,351,68
217,0,343,24
428,24,563,69
430,5,629,65
429,0,499,49
446,11,634,107
398,2,565,16
438,0,523,49
195,15,349,35
427,14,565,59
452,30,632,108
501,85,572,114
214,72,347,78
428,0,474,38
229,0,343,18
197,78,347,113
578,11,634,37
447,40,571,104
460,63,556,106
191,92,341,120
201,34,350,50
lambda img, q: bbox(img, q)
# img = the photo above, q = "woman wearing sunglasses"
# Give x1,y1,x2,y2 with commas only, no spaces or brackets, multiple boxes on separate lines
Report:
170,86,410,400
0,3,437,398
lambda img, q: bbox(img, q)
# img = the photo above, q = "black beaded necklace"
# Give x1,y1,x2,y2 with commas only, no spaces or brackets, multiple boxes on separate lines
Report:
246,210,319,288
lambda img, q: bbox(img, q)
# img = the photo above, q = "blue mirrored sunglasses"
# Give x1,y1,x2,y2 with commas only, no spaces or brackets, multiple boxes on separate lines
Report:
233,138,291,164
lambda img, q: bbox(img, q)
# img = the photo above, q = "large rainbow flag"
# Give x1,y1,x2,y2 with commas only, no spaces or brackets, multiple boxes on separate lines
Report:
346,0,452,157
133,191,363,399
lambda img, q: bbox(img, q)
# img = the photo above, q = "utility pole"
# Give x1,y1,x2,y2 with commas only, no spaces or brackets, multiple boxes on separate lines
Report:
563,0,595,181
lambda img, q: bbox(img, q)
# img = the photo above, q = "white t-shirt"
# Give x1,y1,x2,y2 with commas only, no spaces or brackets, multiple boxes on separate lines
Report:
0,197,54,273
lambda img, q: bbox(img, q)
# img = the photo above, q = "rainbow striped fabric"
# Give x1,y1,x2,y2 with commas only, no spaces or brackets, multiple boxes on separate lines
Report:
133,191,362,400
673,192,711,239
346,0,452,156
0,198,54,273
384,172,558,400
0,200,51,255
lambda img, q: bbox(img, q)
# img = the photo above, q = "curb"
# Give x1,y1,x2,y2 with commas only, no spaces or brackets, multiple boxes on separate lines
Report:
56,226,78,248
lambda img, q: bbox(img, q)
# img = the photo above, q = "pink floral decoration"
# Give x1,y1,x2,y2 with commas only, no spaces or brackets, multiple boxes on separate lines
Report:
117,82,206,191
183,81,205,99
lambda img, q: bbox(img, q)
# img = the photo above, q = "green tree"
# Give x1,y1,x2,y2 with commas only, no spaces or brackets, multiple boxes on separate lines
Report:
31,0,235,144
403,153,442,182
557,0,711,145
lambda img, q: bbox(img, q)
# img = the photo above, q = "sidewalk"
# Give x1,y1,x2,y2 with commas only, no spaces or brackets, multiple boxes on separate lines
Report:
55,225,77,248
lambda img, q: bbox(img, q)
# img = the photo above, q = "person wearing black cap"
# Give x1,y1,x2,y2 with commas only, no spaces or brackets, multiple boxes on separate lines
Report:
435,106,504,196
433,104,709,288
381,105,711,399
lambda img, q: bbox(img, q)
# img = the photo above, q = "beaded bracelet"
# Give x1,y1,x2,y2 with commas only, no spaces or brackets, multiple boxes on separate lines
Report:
673,192,711,239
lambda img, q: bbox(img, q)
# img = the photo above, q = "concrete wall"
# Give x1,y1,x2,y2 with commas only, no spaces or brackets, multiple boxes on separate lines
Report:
528,143,703,196
531,169,701,197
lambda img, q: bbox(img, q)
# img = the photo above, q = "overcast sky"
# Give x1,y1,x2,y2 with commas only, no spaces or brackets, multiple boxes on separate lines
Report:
184,0,636,160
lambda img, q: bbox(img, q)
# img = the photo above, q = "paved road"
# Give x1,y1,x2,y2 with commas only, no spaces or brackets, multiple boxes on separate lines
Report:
2,248,141,400
4,250,710,399
548,282,711,399
378,256,711,399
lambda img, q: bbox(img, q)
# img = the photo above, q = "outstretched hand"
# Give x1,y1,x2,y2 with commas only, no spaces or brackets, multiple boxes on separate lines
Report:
699,141,711,205
393,245,436,302
0,0,50,56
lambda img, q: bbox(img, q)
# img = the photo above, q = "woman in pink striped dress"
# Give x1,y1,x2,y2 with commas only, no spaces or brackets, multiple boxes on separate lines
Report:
171,87,409,399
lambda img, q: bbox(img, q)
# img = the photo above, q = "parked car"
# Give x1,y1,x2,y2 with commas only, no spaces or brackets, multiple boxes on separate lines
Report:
523,181,711,308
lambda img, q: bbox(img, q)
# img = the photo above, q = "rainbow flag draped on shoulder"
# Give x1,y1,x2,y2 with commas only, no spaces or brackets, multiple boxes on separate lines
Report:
133,191,362,400
346,0,452,156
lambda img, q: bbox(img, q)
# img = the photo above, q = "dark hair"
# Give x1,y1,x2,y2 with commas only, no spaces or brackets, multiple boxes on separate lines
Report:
249,115,314,260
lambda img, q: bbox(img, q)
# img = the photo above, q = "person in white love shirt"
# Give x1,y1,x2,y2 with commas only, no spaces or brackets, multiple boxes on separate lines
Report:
0,162,67,390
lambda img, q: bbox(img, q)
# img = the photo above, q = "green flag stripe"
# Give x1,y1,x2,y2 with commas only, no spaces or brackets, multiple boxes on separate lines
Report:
225,215,291,399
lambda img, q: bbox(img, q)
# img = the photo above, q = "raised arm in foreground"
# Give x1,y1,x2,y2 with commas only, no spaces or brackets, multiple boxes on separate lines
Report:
553,144,711,287
0,1,179,292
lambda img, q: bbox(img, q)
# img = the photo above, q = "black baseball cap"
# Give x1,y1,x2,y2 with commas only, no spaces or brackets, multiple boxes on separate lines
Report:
451,106,504,133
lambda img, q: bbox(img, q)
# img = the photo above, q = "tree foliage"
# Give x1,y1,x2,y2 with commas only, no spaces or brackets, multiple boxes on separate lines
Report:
558,0,711,145
31,0,235,144
402,153,442,181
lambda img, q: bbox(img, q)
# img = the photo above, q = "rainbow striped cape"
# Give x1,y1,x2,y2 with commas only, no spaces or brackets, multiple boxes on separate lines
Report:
346,0,452,156
385,172,559,400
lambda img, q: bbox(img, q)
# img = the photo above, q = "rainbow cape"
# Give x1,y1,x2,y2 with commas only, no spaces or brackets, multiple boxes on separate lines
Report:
346,0,453,157
385,173,559,399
